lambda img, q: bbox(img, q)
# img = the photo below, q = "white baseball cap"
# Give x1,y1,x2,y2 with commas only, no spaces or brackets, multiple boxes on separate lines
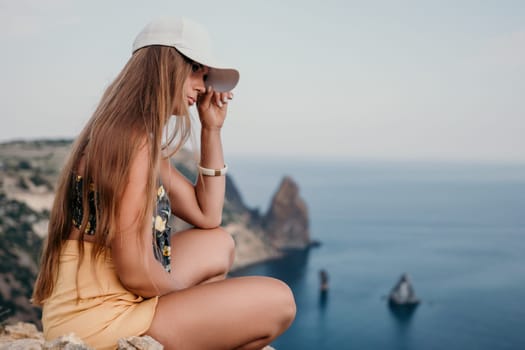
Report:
132,17,239,92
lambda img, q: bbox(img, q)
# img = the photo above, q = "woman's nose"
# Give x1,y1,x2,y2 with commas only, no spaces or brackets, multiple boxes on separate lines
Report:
194,78,206,94
195,84,205,94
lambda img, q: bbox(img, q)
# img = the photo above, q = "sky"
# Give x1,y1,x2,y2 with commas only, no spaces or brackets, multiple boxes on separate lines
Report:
1,0,524,162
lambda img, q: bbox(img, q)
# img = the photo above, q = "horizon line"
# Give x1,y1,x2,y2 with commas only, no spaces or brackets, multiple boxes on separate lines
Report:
1,137,524,166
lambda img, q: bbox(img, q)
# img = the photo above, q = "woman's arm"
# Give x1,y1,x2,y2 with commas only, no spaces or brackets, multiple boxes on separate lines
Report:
111,142,180,297
160,88,230,229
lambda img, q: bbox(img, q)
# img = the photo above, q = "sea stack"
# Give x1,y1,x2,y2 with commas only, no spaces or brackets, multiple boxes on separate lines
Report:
388,273,420,306
319,269,329,291
262,176,311,249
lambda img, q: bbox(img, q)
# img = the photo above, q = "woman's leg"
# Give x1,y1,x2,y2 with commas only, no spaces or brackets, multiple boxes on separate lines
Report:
152,227,296,349
169,227,235,288
146,276,296,350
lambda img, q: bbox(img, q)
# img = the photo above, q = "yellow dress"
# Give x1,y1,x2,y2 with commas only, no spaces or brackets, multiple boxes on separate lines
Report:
42,240,158,350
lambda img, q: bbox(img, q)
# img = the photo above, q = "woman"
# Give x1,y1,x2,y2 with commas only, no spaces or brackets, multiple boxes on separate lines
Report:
32,17,296,350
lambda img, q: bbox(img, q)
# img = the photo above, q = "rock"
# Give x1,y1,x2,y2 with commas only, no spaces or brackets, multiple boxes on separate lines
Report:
0,338,44,350
0,323,161,350
42,333,90,350
0,322,44,350
388,273,420,305
263,176,311,249
0,323,278,349
2,322,43,340
319,269,329,291
117,335,162,350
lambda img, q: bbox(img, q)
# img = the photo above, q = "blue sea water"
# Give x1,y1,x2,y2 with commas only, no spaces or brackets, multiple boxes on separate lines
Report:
227,157,525,350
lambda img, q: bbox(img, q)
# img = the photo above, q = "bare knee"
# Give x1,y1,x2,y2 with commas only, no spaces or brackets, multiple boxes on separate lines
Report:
259,277,296,338
202,227,235,278
214,227,235,271
273,279,296,333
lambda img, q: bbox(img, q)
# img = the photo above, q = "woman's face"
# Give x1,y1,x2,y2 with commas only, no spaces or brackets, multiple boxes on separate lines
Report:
185,62,210,106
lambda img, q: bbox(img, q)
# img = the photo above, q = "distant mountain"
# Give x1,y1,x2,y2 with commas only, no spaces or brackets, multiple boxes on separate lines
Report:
0,139,311,325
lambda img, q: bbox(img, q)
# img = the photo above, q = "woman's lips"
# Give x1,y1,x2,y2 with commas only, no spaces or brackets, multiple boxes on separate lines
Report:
188,97,195,105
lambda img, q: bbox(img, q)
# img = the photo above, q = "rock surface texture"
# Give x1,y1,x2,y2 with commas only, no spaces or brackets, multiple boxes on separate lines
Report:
0,322,277,350
0,322,161,349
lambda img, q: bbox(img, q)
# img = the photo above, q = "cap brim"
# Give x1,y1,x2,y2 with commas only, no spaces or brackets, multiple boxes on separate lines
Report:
206,68,239,92
177,46,239,92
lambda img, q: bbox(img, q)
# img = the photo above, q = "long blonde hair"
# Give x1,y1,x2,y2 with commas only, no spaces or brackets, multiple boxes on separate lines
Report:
32,46,192,305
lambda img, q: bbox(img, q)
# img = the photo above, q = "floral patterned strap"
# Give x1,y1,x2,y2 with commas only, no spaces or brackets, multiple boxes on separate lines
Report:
71,175,97,234
152,184,172,272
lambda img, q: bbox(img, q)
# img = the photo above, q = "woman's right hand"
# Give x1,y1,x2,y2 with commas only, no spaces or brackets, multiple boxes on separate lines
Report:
197,86,233,130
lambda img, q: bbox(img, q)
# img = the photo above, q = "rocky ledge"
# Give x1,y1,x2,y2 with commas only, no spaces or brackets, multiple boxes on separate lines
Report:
0,322,162,350
0,322,277,350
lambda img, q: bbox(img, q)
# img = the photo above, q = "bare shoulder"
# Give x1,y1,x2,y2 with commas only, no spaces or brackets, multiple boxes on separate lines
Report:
127,138,151,183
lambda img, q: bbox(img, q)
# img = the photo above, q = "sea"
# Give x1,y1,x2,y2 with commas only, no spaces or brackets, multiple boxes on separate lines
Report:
227,156,525,350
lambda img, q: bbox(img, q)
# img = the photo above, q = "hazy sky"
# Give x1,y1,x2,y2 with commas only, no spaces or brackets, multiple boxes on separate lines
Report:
1,0,524,162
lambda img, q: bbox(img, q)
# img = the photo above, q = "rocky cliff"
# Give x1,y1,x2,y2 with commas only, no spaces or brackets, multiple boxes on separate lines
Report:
263,176,311,249
0,139,311,326
0,194,43,327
